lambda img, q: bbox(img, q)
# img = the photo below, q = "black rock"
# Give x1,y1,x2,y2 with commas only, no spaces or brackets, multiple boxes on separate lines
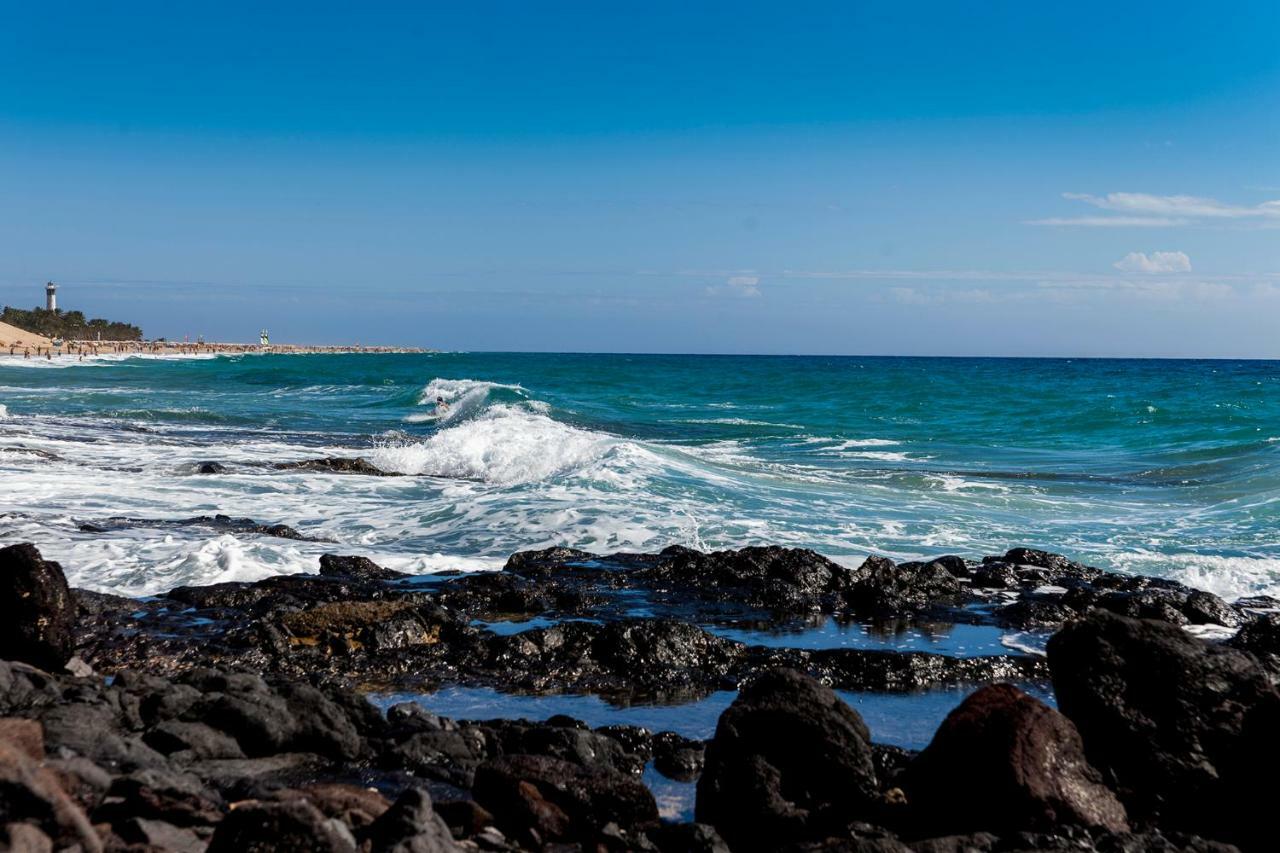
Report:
904,684,1127,835
363,787,461,852
696,668,880,850
472,753,658,846
1182,590,1241,628
274,456,397,476
206,797,358,852
652,732,704,782
637,546,857,613
195,461,227,474
847,557,964,613
1048,610,1280,850
1229,612,1280,676
0,543,77,671
318,554,407,581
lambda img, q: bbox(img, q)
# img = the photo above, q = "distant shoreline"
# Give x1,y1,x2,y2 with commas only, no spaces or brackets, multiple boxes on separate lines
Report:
1,340,429,359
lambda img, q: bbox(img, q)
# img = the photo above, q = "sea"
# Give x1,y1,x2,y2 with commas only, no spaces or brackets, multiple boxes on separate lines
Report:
2,351,1278,602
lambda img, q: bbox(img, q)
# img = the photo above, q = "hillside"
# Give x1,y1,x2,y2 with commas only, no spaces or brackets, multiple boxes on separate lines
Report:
0,319,54,349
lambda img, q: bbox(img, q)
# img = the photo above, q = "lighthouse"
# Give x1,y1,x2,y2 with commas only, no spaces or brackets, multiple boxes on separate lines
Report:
45,281,58,312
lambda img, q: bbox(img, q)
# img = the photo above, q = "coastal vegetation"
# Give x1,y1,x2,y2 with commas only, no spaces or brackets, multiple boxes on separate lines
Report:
0,304,142,341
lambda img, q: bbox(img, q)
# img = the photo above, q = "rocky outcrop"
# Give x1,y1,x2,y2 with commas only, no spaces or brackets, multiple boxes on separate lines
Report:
0,544,77,671
635,545,858,613
904,684,1127,835
1048,610,1280,850
274,456,398,476
696,669,880,850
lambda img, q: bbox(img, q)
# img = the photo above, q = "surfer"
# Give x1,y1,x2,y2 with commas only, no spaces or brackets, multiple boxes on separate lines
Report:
435,396,450,415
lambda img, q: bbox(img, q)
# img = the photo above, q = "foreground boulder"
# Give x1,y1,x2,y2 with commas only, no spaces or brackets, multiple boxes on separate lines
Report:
696,668,879,850
473,753,657,847
904,684,1127,835
1049,611,1280,850
0,544,77,671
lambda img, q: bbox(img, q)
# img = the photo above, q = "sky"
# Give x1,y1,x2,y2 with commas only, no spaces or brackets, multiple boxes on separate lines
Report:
1,1,1278,356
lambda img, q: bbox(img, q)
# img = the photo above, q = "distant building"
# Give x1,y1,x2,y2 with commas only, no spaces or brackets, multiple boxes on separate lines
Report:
45,281,58,312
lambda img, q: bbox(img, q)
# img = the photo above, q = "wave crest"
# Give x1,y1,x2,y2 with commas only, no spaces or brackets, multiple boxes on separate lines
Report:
375,404,617,485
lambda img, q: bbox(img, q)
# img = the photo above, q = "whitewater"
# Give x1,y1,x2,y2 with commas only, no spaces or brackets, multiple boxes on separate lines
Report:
1,352,1278,600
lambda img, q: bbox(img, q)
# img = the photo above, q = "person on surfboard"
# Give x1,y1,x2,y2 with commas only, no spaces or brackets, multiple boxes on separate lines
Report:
435,396,450,415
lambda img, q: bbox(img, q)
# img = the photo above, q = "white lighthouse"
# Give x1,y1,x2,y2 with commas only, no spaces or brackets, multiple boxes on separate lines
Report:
45,281,58,312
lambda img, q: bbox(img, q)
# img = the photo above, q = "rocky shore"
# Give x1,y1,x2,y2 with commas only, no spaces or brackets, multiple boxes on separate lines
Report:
3,539,1278,852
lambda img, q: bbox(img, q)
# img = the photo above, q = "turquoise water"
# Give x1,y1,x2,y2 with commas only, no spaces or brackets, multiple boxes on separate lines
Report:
1,352,1278,598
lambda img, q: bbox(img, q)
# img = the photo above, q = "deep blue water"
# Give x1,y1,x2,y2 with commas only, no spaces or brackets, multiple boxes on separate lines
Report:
1,352,1278,599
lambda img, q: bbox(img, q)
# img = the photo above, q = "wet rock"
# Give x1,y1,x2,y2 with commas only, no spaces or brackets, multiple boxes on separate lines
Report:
652,732,704,781
637,546,857,613
970,562,1022,590
503,546,601,578
480,717,642,776
84,513,322,541
114,816,206,852
650,822,732,853
184,753,329,795
206,797,358,852
282,783,391,830
0,718,103,852
318,554,407,581
278,600,442,653
275,456,398,476
0,543,77,671
385,728,486,788
1228,612,1280,677
364,787,461,852
184,675,366,761
996,549,1102,583
1183,591,1241,628
433,798,495,837
145,720,246,760
1097,589,1190,625
904,684,1126,835
94,766,224,827
995,597,1079,629
696,668,879,850
868,744,913,791
847,557,964,614
1048,611,1280,849
473,754,657,846
196,461,227,474
592,619,741,675
38,701,168,771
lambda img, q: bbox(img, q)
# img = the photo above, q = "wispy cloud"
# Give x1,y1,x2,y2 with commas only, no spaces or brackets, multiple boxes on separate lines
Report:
726,275,761,297
1113,251,1191,274
1028,192,1280,228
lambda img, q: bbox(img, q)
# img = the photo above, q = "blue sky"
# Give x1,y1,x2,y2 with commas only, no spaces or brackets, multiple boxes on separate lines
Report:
1,1,1277,355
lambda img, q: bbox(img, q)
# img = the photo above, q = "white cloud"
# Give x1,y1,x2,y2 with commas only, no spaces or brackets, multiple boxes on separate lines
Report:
1113,251,1192,274
725,275,761,297
1026,216,1189,228
1029,192,1280,228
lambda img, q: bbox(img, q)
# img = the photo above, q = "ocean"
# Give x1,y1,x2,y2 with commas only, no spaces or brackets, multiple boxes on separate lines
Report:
2,351,1278,601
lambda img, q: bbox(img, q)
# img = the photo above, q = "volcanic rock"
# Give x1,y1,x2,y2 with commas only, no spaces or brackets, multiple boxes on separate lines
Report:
696,668,879,850
0,544,77,671
904,684,1127,835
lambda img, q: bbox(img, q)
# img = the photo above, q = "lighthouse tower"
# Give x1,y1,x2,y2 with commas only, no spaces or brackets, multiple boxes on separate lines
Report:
45,281,58,312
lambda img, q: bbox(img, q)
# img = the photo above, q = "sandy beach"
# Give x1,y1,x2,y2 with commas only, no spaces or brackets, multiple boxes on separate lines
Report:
0,320,426,361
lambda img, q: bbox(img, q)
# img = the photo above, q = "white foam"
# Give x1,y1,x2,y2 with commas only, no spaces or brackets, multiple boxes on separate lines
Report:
1000,632,1049,657
412,377,527,425
1184,623,1240,642
1114,552,1280,601
676,418,805,428
0,404,7,419
374,404,618,485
